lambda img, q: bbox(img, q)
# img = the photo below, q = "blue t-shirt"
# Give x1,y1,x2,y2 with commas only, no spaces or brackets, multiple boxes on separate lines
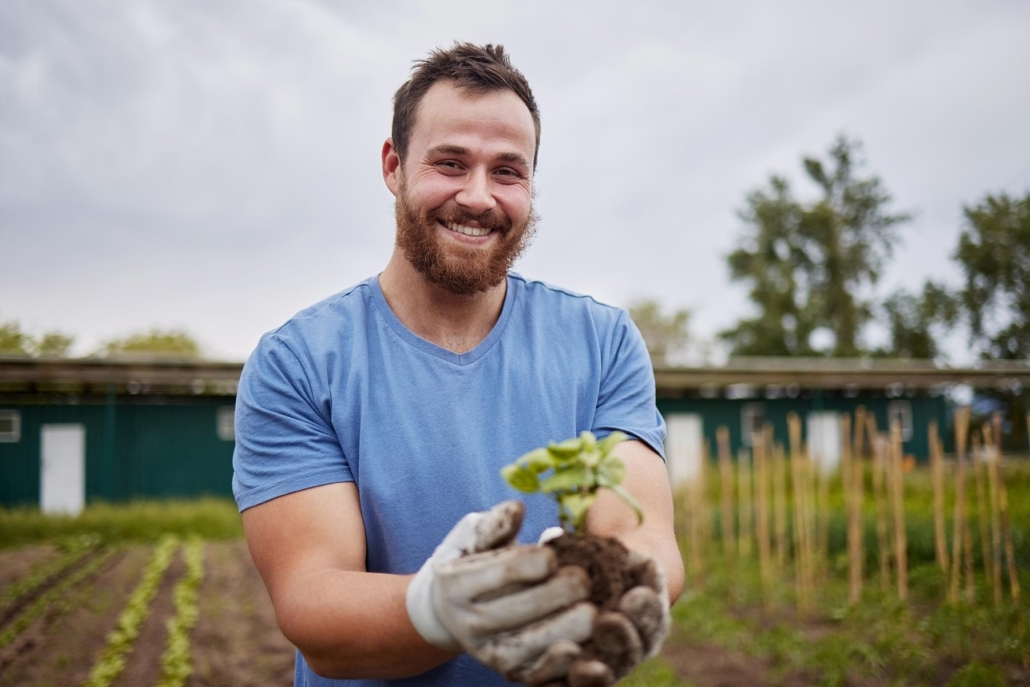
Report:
232,272,666,687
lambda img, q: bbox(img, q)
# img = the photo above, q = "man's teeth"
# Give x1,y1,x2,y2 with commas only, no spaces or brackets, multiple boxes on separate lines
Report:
445,221,491,237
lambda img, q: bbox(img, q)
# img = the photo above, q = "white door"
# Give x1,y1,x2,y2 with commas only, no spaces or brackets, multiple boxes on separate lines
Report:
41,424,86,515
806,412,841,474
665,413,704,489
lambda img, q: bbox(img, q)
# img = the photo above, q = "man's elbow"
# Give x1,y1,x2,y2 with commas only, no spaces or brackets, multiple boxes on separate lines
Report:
664,547,686,605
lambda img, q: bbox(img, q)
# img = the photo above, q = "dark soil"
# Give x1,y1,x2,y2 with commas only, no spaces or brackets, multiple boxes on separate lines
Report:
0,546,105,629
0,545,150,686
0,545,60,597
110,546,185,687
547,532,633,610
189,540,295,687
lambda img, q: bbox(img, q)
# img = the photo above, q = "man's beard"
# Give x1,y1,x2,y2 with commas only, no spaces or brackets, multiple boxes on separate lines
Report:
394,182,538,296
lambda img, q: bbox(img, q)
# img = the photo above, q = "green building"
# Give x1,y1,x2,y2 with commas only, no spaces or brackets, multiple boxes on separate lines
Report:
2,356,1028,510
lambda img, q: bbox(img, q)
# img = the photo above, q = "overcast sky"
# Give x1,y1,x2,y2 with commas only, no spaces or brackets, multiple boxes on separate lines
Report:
2,0,1028,362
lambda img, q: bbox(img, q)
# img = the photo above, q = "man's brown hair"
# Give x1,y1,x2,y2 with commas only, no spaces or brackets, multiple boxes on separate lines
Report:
392,42,541,169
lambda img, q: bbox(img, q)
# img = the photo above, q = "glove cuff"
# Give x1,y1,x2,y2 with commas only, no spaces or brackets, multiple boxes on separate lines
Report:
405,560,461,652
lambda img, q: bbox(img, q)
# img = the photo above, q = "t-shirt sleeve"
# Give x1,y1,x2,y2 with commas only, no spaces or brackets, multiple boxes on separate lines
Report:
592,310,667,461
232,333,353,511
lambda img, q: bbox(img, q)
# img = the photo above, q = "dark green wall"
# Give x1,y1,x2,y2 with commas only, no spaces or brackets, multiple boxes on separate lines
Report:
0,396,235,508
656,393,951,461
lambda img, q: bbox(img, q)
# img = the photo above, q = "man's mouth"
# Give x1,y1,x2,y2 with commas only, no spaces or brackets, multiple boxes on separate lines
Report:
440,220,494,238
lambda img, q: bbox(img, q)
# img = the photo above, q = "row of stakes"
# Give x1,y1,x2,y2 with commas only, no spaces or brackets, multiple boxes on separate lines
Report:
679,409,1025,615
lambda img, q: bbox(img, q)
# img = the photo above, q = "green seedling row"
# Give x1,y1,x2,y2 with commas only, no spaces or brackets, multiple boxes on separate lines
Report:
83,535,179,687
0,546,115,650
155,538,205,687
0,534,100,616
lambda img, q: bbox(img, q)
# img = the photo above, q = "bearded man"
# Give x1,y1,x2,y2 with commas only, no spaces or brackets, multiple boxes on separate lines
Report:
233,43,684,687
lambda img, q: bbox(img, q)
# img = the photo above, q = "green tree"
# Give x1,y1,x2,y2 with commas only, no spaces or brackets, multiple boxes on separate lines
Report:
96,329,202,359
954,192,1030,359
722,136,911,356
0,320,75,357
877,281,958,359
628,300,690,366
0,321,33,355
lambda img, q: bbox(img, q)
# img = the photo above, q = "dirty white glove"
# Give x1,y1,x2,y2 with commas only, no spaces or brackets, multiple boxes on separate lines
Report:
519,540,672,687
406,501,596,681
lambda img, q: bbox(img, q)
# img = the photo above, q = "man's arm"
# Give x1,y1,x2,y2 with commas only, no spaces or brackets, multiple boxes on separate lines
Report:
242,481,457,680
585,440,685,605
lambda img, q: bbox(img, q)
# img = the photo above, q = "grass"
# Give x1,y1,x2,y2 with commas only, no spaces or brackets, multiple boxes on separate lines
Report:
0,498,242,548
670,459,1030,686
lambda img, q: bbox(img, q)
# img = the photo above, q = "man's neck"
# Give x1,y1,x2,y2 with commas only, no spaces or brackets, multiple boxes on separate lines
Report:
378,251,508,355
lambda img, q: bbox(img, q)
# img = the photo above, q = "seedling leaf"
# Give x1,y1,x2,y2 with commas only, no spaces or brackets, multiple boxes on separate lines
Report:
540,464,592,493
501,464,540,493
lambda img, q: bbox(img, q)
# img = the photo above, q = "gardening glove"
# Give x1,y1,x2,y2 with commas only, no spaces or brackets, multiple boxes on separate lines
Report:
569,550,671,686
406,501,597,681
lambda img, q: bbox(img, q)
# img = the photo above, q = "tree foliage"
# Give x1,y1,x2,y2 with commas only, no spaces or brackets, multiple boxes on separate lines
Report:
722,135,911,357
877,281,958,359
0,320,74,357
96,329,202,359
627,299,690,365
953,192,1030,360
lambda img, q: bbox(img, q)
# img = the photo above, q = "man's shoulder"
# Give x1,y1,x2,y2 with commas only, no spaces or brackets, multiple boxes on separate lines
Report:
510,273,628,327
255,276,378,357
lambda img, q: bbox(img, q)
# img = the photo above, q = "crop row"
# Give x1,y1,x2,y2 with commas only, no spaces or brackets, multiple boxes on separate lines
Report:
0,534,101,616
0,545,115,650
83,535,178,687
156,538,205,687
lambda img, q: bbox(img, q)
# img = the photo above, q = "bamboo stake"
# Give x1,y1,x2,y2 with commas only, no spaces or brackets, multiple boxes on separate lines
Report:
986,421,1003,606
868,414,892,594
700,440,712,566
888,419,908,603
802,443,817,606
754,429,773,611
738,448,753,559
816,442,831,583
788,413,810,615
773,442,789,572
717,427,735,561
842,414,861,606
994,412,1021,602
850,414,865,605
949,407,970,603
930,420,949,575
973,432,994,603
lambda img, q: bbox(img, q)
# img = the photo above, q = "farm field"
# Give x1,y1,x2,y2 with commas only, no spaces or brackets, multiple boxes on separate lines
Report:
1,445,1029,686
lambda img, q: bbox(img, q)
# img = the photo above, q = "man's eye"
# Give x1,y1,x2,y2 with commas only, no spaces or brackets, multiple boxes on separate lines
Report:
438,161,462,170
495,168,520,178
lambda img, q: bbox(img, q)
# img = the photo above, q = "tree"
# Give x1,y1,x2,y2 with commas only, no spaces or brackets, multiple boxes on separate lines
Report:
628,300,690,366
722,136,911,357
0,321,33,355
96,329,202,359
877,281,958,359
0,320,75,357
954,191,1030,360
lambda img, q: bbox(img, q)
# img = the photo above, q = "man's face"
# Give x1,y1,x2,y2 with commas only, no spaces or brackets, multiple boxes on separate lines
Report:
391,81,538,296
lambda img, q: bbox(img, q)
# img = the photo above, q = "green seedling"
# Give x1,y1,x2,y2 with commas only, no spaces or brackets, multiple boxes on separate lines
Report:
501,431,643,532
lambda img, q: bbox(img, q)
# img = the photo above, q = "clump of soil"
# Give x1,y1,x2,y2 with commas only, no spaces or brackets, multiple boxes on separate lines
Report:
547,532,633,610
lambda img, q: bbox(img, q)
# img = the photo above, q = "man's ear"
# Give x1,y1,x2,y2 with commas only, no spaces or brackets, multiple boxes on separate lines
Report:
382,138,401,197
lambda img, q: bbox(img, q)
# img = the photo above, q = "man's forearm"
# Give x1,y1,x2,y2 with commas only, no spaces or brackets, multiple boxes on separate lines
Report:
276,569,458,680
616,527,685,605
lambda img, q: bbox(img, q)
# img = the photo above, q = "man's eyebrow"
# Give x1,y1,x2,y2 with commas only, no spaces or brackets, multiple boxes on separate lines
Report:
495,151,530,168
427,144,469,158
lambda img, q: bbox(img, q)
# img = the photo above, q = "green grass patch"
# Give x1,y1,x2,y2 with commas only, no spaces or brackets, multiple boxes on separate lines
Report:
0,499,242,548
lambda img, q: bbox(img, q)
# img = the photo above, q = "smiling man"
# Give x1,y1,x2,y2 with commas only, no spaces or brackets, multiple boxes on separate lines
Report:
232,43,683,687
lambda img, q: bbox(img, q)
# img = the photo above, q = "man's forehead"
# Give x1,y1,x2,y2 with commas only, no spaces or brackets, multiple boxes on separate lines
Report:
409,81,536,157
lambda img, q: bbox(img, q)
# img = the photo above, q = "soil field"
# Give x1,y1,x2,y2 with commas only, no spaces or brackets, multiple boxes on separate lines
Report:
0,541,294,687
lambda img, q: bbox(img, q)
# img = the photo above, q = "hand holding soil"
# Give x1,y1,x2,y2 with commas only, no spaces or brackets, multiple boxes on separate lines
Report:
406,500,600,680
501,432,672,685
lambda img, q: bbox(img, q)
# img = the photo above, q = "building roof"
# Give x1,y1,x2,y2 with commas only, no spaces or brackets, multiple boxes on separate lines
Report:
2,355,1029,398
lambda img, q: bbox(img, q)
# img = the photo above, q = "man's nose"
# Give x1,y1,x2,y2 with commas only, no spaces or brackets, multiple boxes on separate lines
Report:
455,168,497,215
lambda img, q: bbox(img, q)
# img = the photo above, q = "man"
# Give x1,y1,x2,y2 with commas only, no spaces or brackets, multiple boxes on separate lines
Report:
233,43,684,687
